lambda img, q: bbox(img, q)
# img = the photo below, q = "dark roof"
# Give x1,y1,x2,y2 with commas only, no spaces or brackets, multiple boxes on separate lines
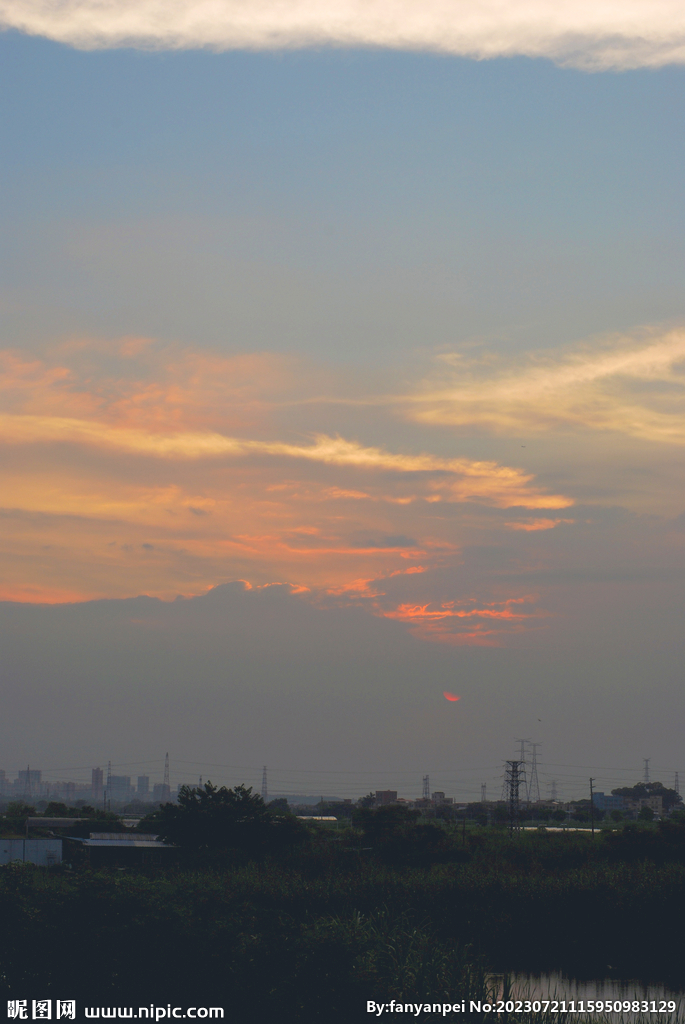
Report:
26,818,85,828
66,833,173,848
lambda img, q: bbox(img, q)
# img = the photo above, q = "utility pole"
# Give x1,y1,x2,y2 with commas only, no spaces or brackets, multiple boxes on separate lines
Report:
675,772,680,796
107,760,112,812
163,753,170,794
261,766,268,803
422,775,430,801
643,759,650,784
528,742,541,804
505,761,525,835
481,783,487,803
589,778,595,837
550,779,558,802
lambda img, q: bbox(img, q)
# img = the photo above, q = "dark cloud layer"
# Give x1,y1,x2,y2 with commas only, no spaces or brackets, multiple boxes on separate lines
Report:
1,582,683,800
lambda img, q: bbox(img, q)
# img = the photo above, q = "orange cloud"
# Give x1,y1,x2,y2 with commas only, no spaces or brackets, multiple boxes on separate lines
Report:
0,340,571,621
379,596,543,646
506,518,575,531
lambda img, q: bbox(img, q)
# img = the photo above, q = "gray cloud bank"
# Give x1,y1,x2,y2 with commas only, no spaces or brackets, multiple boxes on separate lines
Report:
1,583,684,792
2,0,685,70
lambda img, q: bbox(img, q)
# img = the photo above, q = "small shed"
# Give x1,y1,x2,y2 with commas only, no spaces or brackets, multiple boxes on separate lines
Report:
0,838,62,866
64,833,175,867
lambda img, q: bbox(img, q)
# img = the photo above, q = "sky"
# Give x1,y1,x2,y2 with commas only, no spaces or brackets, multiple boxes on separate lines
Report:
1,1,685,801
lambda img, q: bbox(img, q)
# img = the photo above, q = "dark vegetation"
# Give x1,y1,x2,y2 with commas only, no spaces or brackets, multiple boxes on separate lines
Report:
1,786,684,1022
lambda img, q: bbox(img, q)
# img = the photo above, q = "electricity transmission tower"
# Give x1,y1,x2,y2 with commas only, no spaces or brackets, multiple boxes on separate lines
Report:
481,783,487,803
505,761,525,834
163,752,170,794
422,775,430,801
514,738,531,802
528,742,541,803
261,766,268,803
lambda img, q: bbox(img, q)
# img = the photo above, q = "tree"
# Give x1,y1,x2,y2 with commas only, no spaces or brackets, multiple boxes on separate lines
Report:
352,803,451,867
156,782,307,859
358,793,376,809
353,803,420,838
612,783,682,812
45,802,69,817
638,806,655,822
6,801,36,817
266,797,291,815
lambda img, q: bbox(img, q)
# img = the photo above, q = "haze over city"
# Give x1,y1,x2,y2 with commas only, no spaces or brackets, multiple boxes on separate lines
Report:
2,1,685,798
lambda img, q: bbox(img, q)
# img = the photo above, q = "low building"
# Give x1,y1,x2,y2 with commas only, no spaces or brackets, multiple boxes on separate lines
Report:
375,791,398,805
592,793,625,812
639,795,663,816
0,838,61,866
64,833,175,868
296,816,339,828
27,817,86,829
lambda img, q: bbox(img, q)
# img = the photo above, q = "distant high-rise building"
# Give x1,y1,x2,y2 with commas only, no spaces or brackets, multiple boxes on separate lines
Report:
375,790,398,805
152,783,171,804
18,769,41,799
109,776,134,803
137,775,150,799
92,767,104,803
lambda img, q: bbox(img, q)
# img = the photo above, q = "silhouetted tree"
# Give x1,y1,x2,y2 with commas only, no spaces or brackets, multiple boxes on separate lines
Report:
157,782,307,859
6,801,36,817
612,782,682,812
44,802,69,817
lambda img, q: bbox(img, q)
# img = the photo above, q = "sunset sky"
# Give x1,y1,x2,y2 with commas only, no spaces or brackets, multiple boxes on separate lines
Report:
2,2,685,799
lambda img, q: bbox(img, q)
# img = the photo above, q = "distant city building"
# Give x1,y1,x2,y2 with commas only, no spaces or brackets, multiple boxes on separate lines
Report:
92,767,104,803
109,776,134,803
375,790,398,805
49,781,77,804
592,793,625,811
137,775,150,799
17,770,42,799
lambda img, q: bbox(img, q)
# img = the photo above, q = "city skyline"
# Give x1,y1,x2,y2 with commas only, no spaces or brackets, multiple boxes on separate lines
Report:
0,751,679,806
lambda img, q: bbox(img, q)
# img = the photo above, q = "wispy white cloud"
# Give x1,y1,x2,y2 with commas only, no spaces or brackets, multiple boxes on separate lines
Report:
2,0,685,70
406,328,685,443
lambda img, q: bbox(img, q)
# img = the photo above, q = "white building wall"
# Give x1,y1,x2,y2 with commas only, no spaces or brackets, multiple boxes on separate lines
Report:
0,839,62,866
